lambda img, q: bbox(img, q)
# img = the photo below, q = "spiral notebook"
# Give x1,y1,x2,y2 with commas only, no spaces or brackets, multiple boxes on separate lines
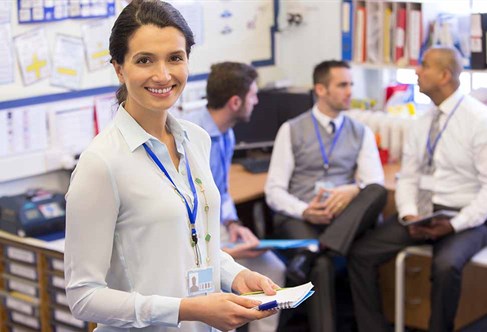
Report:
241,282,314,310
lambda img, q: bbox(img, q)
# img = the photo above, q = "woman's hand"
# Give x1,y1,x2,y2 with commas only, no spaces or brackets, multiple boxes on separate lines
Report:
179,292,276,331
231,269,280,295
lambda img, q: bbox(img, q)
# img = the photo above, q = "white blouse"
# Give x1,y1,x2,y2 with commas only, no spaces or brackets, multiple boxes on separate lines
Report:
64,105,245,332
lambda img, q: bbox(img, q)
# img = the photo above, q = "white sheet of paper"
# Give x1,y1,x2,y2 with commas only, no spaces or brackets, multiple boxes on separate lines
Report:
0,110,8,156
51,34,84,90
0,24,15,85
172,2,204,45
0,0,12,24
15,28,51,85
54,107,94,154
82,19,111,71
94,94,117,132
24,106,48,152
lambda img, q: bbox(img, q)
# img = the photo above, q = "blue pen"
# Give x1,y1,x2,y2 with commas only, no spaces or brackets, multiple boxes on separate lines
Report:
256,300,278,311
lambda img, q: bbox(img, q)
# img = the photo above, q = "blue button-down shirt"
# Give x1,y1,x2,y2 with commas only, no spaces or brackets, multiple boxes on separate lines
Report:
185,110,239,223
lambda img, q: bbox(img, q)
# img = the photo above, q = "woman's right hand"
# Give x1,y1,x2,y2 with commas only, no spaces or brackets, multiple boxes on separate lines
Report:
179,292,277,331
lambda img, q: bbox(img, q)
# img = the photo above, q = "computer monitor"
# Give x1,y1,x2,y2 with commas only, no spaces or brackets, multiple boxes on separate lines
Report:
233,87,314,150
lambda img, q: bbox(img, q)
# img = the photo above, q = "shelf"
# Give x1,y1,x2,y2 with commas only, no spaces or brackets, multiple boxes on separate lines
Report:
351,62,487,74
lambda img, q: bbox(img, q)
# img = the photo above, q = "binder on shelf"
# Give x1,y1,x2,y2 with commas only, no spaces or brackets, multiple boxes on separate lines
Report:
341,0,354,61
383,3,394,64
353,1,367,63
407,2,422,65
470,13,487,69
394,2,407,65
366,0,383,64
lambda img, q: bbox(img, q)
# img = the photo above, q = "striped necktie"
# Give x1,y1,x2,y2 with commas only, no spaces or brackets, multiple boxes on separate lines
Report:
417,108,441,216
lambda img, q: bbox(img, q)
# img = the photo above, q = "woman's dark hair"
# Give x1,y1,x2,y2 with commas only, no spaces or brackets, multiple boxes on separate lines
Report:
110,0,195,104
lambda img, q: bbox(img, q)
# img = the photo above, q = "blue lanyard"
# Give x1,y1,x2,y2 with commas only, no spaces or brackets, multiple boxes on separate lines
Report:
426,96,464,166
143,143,199,245
218,133,229,194
311,113,345,173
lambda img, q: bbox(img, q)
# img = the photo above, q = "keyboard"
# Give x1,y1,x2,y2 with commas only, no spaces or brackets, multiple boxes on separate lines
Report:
236,158,271,174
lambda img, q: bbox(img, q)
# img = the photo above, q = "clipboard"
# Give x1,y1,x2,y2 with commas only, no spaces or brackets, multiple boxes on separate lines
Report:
399,210,458,227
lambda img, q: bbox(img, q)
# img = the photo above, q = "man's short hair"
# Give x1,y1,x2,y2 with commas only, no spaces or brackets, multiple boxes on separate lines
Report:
313,60,350,86
206,62,258,109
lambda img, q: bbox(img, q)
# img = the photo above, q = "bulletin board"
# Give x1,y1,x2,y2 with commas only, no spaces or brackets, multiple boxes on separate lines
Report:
0,0,278,183
0,0,278,104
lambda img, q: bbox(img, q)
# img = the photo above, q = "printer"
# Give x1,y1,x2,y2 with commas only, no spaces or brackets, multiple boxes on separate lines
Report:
0,189,66,237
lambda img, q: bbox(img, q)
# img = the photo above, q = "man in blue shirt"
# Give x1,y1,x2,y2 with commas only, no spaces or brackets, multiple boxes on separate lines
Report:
186,62,286,332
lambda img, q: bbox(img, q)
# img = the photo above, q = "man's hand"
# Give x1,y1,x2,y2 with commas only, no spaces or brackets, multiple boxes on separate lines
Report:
222,223,265,259
404,215,455,240
302,190,333,225
179,292,277,331
322,184,360,217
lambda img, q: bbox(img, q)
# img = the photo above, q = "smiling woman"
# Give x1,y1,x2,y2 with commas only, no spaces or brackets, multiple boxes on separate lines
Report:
63,1,280,331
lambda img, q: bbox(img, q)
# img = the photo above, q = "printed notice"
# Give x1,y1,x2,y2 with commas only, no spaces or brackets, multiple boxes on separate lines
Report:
82,19,111,71
51,34,84,90
15,28,51,85
0,24,14,85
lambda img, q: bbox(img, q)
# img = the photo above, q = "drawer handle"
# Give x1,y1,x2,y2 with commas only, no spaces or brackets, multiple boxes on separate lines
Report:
406,298,422,306
406,266,422,275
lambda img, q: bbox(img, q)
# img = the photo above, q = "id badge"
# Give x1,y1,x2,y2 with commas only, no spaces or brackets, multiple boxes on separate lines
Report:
419,175,435,191
314,181,334,196
187,267,214,297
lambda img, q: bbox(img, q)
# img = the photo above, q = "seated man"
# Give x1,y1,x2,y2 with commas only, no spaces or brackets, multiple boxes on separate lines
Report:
348,47,487,332
265,60,386,332
186,62,286,332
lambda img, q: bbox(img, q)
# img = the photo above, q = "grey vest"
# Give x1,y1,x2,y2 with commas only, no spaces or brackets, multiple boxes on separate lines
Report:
288,110,365,203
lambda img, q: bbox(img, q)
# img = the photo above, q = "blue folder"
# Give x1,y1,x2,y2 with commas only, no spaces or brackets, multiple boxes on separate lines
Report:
223,239,319,250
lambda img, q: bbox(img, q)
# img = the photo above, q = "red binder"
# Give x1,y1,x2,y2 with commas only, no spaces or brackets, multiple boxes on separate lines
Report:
395,6,407,64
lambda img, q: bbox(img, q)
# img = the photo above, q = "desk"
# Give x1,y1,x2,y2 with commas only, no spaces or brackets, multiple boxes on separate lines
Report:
229,164,267,205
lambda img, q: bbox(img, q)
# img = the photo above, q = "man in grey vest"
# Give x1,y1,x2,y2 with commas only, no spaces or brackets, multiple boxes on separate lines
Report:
265,60,387,332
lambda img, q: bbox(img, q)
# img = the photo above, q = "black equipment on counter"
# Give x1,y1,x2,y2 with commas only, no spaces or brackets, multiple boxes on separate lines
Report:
0,189,66,237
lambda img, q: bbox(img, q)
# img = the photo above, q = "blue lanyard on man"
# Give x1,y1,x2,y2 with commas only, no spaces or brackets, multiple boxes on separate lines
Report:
143,143,199,245
426,96,464,166
311,113,345,174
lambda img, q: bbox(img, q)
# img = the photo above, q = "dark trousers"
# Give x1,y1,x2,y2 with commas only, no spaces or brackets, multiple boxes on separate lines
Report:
348,212,487,332
274,184,387,332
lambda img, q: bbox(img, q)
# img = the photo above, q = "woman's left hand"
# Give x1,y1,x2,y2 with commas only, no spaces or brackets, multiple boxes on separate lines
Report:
232,269,280,295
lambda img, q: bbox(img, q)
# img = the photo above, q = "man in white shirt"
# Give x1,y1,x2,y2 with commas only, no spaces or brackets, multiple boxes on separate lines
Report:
348,47,487,332
265,60,386,332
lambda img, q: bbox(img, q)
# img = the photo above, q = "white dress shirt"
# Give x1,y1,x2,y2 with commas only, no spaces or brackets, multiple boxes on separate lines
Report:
396,89,487,232
64,105,245,332
265,105,384,219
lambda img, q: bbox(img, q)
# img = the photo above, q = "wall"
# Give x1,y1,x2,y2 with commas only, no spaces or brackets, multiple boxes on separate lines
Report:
1,0,343,196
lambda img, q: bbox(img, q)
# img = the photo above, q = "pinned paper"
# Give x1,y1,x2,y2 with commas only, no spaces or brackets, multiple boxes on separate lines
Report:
15,28,51,85
82,20,111,71
51,34,84,90
0,24,14,85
